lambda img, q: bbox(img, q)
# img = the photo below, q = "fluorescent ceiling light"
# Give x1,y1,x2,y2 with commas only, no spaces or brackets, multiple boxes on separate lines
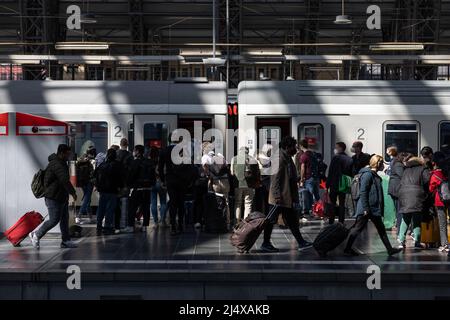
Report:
55,42,109,50
202,57,226,66
300,60,342,64
58,60,101,65
9,60,41,64
334,0,352,24
118,61,160,65
179,49,220,56
243,48,283,56
369,43,424,51
309,67,341,71
421,60,450,65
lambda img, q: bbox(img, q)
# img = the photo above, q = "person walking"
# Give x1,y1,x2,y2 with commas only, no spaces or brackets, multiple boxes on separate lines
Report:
298,139,320,214
344,155,402,256
260,136,313,253
29,144,78,249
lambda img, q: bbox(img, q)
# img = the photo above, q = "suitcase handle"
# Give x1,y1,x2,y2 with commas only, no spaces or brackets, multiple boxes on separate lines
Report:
265,205,279,221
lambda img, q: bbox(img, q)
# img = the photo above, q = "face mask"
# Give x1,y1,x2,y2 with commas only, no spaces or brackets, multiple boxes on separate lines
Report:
334,149,338,155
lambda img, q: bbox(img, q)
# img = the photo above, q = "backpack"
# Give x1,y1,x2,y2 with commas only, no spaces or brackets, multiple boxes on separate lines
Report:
136,158,156,188
433,174,450,206
351,173,363,201
31,169,46,199
75,161,92,187
338,174,352,194
95,162,115,191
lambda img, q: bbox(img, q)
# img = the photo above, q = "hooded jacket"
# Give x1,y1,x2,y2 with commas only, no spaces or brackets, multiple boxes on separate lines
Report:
429,169,446,207
355,167,384,217
398,157,430,214
44,154,76,202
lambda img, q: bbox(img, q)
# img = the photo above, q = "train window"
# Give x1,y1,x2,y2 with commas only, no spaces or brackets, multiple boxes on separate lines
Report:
143,123,168,153
298,124,324,156
439,122,450,150
72,122,108,158
384,121,419,161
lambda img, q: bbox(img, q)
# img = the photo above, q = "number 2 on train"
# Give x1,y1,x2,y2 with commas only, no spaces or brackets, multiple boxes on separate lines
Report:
114,126,122,138
357,128,366,141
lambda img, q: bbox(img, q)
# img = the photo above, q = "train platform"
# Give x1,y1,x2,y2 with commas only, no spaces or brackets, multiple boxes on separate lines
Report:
1,219,450,300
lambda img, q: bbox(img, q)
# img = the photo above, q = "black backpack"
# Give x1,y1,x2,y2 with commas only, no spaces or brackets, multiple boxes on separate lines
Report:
31,169,46,199
350,173,363,201
94,161,117,191
136,158,156,188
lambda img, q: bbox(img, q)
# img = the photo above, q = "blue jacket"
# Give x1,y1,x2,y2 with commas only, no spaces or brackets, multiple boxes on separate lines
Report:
356,167,384,217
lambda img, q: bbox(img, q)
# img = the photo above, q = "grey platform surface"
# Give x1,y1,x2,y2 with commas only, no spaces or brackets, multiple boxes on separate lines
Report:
1,220,450,300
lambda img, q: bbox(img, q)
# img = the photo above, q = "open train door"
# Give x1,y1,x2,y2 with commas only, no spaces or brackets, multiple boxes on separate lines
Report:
134,115,178,153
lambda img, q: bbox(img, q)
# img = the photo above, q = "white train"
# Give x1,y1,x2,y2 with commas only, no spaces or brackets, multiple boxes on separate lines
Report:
238,80,450,165
0,79,450,231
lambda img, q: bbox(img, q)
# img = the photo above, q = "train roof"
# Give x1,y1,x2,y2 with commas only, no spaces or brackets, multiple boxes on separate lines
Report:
238,81,450,106
0,80,227,107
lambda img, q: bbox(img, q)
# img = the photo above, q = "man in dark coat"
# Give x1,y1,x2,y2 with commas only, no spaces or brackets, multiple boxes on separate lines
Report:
30,144,78,249
386,147,405,236
344,155,402,256
351,141,371,177
261,136,313,253
326,142,353,224
398,157,431,248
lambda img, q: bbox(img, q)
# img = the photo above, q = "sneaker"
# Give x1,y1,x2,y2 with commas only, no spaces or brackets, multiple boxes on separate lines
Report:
260,242,279,253
194,222,202,229
344,248,360,256
29,232,39,249
75,217,82,224
300,217,308,223
438,246,447,252
61,241,78,249
414,241,425,249
298,241,313,251
388,248,402,256
122,226,134,233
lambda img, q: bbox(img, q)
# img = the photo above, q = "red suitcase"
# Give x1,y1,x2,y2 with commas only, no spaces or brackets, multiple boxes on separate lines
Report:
4,211,44,247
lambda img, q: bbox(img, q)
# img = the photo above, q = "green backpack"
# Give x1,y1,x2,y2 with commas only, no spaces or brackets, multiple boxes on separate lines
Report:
338,174,352,194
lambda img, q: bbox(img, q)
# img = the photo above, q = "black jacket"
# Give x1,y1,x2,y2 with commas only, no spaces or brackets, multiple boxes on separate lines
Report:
398,157,430,214
94,160,125,194
158,144,194,186
351,153,371,177
128,156,156,189
355,167,384,217
44,154,76,202
387,158,404,199
326,152,353,192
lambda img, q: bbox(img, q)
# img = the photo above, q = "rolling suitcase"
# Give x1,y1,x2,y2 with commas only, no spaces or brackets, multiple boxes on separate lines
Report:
4,211,44,247
313,222,350,257
204,192,228,233
421,217,440,247
230,205,278,253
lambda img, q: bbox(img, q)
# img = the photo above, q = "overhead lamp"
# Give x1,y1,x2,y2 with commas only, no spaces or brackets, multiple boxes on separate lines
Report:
9,60,41,65
80,13,97,24
179,48,220,56
334,0,352,24
55,42,109,50
309,66,341,71
118,60,160,65
243,48,283,56
58,60,101,65
421,60,450,65
202,57,226,66
300,60,343,64
369,43,424,51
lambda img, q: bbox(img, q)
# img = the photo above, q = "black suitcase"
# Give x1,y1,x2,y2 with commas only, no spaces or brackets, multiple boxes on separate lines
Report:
313,222,349,257
204,192,228,233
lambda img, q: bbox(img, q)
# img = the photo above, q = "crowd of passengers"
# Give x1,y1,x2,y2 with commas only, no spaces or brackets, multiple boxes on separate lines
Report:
28,134,450,258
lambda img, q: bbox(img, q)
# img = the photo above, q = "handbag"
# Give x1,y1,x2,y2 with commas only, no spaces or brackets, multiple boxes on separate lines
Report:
338,174,352,194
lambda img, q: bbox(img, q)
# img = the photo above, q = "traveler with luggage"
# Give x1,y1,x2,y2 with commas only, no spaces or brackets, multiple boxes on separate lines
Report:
344,155,402,256
398,156,431,249
351,141,371,177
115,138,133,231
231,147,260,223
159,134,192,235
298,139,320,215
326,142,353,225
75,145,96,224
149,146,168,228
429,151,449,253
29,144,78,249
260,136,313,253
126,145,156,233
386,147,405,237
94,148,125,235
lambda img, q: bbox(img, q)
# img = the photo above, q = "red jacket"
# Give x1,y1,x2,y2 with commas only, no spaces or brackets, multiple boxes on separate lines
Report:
429,169,446,207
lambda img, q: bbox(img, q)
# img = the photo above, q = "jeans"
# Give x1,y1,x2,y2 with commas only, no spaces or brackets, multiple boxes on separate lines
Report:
399,212,422,243
97,193,118,230
345,214,394,253
235,187,255,221
436,207,448,247
329,191,346,224
79,183,93,216
151,181,167,224
304,178,320,204
392,197,402,236
36,198,70,242
128,190,151,227
263,205,306,246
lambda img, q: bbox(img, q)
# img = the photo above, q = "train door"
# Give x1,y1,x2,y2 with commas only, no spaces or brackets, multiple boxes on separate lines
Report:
134,115,177,153
256,117,291,149
298,123,325,156
178,117,213,138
